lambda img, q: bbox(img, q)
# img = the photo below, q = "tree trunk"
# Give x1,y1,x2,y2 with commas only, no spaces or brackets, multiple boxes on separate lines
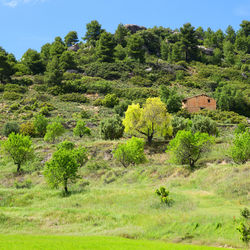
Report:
17,163,21,173
148,135,153,145
64,179,68,193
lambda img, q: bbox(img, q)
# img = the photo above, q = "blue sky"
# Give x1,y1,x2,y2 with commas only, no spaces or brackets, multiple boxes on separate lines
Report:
0,0,249,59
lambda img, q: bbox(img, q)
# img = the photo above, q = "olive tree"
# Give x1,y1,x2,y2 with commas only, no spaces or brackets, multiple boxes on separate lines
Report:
2,133,34,172
167,130,214,169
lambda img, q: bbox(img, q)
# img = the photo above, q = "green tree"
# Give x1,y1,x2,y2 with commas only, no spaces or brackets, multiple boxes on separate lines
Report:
180,23,199,61
114,23,129,47
167,130,214,169
100,115,124,140
225,25,236,43
240,20,250,37
3,133,33,172
161,41,170,60
64,31,79,47
171,116,191,136
139,29,161,55
123,98,172,144
83,20,103,46
231,132,250,164
113,137,146,167
73,120,91,138
96,32,115,62
40,43,51,67
44,120,65,143
127,33,145,63
44,148,79,193
102,93,119,108
169,42,185,62
50,37,66,58
0,47,13,82
160,85,183,113
21,49,44,74
155,187,173,206
34,114,48,137
223,41,235,65
114,44,127,61
3,122,20,137
44,56,63,86
59,51,77,71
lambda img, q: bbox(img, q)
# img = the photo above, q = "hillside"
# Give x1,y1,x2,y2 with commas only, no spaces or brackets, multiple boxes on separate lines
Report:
0,20,250,249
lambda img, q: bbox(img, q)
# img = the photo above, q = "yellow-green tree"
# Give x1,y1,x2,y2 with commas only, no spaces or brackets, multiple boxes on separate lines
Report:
123,97,172,144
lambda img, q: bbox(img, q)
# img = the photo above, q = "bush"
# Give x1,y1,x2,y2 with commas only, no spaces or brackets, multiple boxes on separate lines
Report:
9,103,20,112
73,120,91,138
34,114,48,137
86,81,112,94
167,130,214,169
113,137,146,167
3,92,22,100
0,84,4,92
3,122,20,137
20,121,36,137
39,106,50,117
191,115,218,136
44,121,65,143
60,93,88,103
155,187,173,206
100,115,124,140
114,100,132,116
12,77,33,86
231,132,250,164
102,94,119,108
234,123,249,134
171,116,191,136
4,84,27,93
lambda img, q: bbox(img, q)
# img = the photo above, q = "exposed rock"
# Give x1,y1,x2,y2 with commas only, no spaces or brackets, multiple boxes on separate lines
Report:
145,67,152,72
103,149,113,161
124,24,146,34
67,44,79,52
198,45,214,56
242,73,248,79
66,69,79,74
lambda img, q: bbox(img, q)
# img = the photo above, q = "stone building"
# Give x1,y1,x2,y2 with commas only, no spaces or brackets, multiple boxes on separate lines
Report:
182,94,216,113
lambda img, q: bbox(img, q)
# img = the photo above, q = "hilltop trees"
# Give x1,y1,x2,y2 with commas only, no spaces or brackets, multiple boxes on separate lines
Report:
127,33,145,62
123,98,172,144
96,32,116,62
83,20,103,46
64,31,79,47
21,49,44,74
0,47,13,82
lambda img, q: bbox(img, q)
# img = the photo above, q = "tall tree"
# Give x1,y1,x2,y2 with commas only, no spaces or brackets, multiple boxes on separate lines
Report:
64,31,79,47
127,33,145,63
239,20,250,37
223,41,235,65
96,32,115,62
40,43,51,67
225,25,236,43
83,20,103,46
114,23,129,47
50,37,66,58
21,49,44,74
180,23,199,61
0,47,13,82
44,56,63,86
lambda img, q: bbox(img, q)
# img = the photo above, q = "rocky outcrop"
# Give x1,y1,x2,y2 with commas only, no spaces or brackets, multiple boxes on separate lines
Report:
124,24,146,34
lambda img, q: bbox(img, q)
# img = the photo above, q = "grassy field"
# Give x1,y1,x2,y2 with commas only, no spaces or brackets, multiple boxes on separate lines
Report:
0,235,234,250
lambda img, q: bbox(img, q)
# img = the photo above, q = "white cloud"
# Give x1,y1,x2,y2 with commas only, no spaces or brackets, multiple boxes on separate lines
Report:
2,0,46,8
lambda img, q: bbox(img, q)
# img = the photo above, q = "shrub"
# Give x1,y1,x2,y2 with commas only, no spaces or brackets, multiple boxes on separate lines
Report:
113,137,146,167
80,110,91,119
155,187,173,206
34,114,48,137
114,100,132,116
20,121,36,137
9,103,20,112
73,120,91,138
167,130,214,169
14,179,32,189
60,93,88,103
44,121,65,143
86,81,112,94
100,115,124,140
4,84,27,93
234,123,249,134
191,115,218,136
102,94,119,108
12,77,33,86
57,140,75,150
0,84,4,92
231,132,250,164
3,122,20,137
93,98,103,106
39,106,50,117
171,116,191,136
3,92,22,100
